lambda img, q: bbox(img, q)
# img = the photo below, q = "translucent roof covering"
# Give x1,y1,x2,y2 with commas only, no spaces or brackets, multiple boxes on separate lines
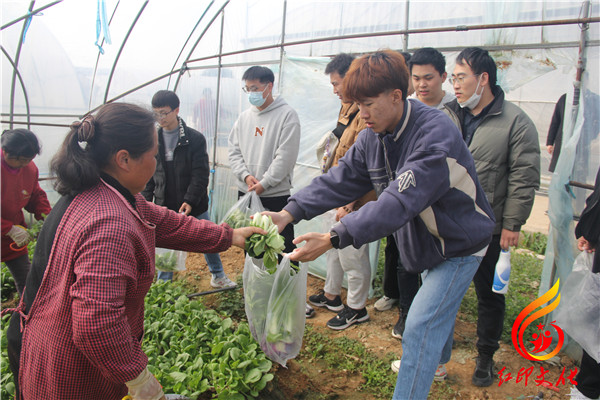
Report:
2,0,599,341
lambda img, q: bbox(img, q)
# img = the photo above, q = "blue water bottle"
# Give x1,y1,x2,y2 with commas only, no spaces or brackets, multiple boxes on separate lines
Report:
492,249,511,294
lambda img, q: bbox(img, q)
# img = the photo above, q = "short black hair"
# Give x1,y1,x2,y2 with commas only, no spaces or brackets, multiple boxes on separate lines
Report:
409,47,446,76
1,128,41,158
400,52,412,65
152,90,180,110
325,53,356,78
456,47,498,91
242,66,275,84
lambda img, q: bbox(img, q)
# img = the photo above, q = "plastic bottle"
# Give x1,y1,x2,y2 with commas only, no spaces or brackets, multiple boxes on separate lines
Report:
492,248,511,294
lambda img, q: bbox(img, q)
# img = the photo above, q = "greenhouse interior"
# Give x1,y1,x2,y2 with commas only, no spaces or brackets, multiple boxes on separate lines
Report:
1,0,600,399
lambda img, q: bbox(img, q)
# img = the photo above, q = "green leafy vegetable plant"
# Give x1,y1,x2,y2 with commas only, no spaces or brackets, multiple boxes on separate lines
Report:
245,213,285,274
155,251,178,272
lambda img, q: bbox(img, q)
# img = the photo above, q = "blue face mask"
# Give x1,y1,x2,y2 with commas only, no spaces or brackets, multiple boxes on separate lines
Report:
248,85,269,107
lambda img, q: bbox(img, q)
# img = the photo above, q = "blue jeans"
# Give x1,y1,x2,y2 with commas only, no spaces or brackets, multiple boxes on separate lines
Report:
156,210,225,281
392,255,482,400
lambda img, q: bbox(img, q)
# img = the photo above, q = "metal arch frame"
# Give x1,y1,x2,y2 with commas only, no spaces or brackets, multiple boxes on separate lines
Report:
8,0,35,130
103,0,149,103
166,0,216,89
1,45,31,129
0,0,63,31
172,0,230,93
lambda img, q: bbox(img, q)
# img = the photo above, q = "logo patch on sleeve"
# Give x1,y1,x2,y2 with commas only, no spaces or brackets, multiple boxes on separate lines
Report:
397,170,416,193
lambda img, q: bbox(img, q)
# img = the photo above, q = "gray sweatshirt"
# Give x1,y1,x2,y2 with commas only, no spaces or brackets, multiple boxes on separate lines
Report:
228,96,301,197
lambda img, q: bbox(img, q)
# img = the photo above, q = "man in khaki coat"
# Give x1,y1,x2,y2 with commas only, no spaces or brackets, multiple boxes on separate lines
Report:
444,47,540,387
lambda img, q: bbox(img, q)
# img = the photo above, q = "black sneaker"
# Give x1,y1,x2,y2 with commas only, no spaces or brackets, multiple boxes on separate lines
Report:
472,355,494,387
326,305,369,330
391,307,408,339
308,291,344,312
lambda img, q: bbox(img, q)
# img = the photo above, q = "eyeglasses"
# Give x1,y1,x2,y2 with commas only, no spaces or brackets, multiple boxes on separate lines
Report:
153,109,175,120
242,83,269,93
448,74,480,85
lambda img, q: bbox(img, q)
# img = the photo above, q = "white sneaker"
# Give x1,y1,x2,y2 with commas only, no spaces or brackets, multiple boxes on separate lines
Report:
569,386,600,400
374,295,398,311
391,360,447,381
210,275,237,288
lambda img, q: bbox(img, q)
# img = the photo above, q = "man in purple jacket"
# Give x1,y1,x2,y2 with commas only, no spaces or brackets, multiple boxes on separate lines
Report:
265,50,495,399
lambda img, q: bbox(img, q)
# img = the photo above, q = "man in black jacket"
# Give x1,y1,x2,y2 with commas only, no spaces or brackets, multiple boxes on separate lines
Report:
143,90,235,288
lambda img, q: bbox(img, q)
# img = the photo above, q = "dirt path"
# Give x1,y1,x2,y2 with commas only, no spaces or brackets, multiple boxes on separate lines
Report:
522,192,550,235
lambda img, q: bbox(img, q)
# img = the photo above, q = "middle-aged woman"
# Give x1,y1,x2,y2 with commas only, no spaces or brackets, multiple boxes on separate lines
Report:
5,102,264,400
1,129,52,295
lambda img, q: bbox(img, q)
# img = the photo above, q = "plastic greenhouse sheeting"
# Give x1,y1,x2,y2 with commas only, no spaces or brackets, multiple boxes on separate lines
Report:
2,0,599,298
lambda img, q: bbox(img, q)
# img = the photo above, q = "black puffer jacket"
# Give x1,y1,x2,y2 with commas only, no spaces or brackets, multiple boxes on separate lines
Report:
142,118,210,216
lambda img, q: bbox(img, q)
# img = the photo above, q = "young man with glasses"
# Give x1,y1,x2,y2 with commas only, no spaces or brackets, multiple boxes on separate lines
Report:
142,90,236,288
228,66,301,255
444,47,541,387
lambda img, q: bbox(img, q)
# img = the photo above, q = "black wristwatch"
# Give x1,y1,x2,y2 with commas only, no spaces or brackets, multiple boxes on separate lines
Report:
329,230,340,249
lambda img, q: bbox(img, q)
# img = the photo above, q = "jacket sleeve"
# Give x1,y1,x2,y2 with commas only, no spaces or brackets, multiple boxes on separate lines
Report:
139,198,233,253
575,167,600,246
259,113,301,190
546,94,566,146
503,114,541,232
71,222,148,384
23,166,51,220
336,148,454,249
183,131,210,207
141,177,155,202
228,119,251,183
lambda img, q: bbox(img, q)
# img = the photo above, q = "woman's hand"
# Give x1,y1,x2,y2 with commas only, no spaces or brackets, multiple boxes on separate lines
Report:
262,210,294,233
288,232,332,262
232,226,267,249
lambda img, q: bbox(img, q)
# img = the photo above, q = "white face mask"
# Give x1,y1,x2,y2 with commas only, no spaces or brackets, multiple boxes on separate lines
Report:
458,75,483,110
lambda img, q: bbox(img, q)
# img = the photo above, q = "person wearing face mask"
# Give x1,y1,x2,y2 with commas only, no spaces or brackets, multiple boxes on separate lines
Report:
228,66,301,254
444,47,541,387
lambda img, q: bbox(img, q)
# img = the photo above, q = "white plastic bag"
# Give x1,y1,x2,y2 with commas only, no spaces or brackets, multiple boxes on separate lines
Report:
554,251,600,362
154,248,187,272
243,254,308,367
220,191,264,228
315,130,339,173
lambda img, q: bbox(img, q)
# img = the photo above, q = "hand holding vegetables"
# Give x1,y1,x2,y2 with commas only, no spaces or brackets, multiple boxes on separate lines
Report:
260,210,294,235
246,213,286,273
232,226,267,249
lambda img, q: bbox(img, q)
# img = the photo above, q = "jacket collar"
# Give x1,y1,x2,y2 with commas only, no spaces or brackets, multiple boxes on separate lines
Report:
391,99,412,141
446,87,505,120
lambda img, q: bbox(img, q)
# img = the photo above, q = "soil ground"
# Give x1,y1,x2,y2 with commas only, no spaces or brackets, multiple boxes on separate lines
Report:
180,212,576,400
175,192,578,399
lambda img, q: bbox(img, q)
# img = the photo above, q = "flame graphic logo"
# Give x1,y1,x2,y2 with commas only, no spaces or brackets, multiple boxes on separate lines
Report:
511,280,564,361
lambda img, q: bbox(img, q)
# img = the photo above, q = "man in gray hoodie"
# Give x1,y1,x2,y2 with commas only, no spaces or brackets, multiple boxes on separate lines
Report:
228,66,301,252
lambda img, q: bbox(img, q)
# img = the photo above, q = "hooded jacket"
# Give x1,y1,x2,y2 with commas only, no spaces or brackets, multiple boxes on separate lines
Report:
444,89,540,235
285,99,495,273
228,96,301,197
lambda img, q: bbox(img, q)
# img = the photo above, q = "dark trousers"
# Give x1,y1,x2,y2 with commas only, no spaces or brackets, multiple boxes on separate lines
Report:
4,254,31,295
238,192,295,254
473,234,504,358
383,236,419,309
576,349,600,398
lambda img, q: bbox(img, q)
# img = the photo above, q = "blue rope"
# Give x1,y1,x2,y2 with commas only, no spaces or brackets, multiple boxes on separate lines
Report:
95,0,112,54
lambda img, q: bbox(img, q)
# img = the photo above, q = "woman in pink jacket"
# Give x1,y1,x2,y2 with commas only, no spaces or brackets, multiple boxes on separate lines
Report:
1,129,51,295
5,103,264,400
